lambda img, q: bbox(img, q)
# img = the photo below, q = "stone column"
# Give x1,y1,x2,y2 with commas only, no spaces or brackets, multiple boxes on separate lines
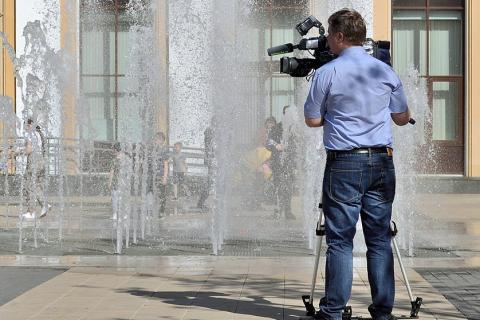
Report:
467,0,480,177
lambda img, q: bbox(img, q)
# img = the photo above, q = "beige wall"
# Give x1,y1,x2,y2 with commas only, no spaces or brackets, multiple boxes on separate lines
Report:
60,0,77,142
373,0,391,42
0,0,15,107
60,0,79,174
467,0,480,177
0,0,15,173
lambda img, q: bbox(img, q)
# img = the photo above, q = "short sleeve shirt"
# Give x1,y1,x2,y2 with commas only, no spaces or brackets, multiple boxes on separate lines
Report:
172,152,187,173
146,145,168,191
304,46,408,150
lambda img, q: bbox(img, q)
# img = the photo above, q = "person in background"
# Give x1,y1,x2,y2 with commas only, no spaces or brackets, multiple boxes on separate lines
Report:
22,119,50,219
109,143,129,220
277,105,297,220
171,141,187,200
264,116,295,219
147,132,169,215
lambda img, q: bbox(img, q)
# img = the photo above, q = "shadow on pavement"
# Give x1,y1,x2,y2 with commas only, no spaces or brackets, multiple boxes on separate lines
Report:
119,288,305,319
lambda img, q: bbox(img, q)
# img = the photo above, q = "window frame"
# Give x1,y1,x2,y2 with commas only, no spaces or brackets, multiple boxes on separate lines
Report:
256,0,308,117
79,0,129,141
427,76,464,146
392,0,465,147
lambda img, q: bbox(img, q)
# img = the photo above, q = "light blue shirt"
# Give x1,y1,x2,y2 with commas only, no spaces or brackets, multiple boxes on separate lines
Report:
304,46,408,150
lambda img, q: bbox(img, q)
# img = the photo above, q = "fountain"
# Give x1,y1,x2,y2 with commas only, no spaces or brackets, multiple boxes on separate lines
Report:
0,0,431,257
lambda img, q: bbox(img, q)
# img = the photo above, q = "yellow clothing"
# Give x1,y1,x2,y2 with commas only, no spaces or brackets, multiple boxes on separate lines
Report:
245,147,272,179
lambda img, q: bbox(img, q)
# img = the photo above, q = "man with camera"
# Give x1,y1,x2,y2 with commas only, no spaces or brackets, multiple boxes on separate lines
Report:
303,8,410,320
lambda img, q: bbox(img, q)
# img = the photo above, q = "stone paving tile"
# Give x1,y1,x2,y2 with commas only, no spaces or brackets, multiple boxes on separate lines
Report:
417,268,480,320
0,257,471,320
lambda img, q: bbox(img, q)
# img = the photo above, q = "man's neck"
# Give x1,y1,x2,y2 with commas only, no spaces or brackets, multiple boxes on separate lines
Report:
337,43,355,54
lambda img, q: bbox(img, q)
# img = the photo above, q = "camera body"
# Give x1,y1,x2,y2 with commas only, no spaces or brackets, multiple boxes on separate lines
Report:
267,16,392,78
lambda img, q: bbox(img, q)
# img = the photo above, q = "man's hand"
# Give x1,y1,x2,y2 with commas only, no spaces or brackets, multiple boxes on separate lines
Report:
162,176,168,186
305,117,324,127
391,110,411,126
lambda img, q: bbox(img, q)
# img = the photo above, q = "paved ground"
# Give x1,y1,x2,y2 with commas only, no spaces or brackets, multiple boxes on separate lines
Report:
0,193,478,319
416,268,480,320
0,256,471,320
0,266,67,305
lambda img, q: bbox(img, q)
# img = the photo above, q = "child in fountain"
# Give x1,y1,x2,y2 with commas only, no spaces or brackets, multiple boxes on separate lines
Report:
146,132,169,215
109,143,131,220
171,141,187,200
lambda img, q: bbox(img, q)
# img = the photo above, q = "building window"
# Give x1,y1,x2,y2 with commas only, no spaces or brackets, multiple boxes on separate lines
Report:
432,81,460,140
393,0,464,142
392,0,464,173
255,0,308,120
80,0,131,141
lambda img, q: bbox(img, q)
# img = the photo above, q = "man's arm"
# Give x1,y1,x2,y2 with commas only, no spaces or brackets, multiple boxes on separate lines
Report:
389,73,410,126
305,118,324,127
304,66,332,128
391,109,411,126
162,159,169,185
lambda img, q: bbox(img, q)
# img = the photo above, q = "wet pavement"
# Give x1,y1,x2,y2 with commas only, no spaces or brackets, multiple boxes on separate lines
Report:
0,193,478,319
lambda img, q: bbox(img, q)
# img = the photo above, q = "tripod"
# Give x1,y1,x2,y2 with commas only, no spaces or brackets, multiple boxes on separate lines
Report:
302,203,422,319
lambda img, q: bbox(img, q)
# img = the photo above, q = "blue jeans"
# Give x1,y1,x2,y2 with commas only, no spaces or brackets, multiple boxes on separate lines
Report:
318,152,395,320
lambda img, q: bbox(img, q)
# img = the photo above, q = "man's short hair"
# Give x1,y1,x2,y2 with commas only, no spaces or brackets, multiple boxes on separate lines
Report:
328,8,366,46
174,142,183,147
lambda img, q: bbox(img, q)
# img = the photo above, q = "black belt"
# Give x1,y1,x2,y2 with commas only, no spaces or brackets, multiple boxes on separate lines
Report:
327,147,393,160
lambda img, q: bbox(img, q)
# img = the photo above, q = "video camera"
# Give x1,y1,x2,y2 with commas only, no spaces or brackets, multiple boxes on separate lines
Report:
267,16,392,78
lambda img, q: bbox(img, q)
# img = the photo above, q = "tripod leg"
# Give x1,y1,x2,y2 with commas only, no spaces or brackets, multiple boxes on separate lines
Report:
310,223,324,299
390,221,422,318
302,205,325,316
392,233,414,302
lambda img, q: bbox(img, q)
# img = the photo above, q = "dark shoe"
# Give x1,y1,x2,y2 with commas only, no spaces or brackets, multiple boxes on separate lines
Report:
312,312,328,320
298,314,327,320
373,315,397,320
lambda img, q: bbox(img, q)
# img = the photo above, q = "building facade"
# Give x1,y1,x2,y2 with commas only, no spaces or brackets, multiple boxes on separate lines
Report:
0,0,479,177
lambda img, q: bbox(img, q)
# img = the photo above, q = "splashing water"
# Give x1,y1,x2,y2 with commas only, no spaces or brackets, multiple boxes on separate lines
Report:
0,0,430,257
